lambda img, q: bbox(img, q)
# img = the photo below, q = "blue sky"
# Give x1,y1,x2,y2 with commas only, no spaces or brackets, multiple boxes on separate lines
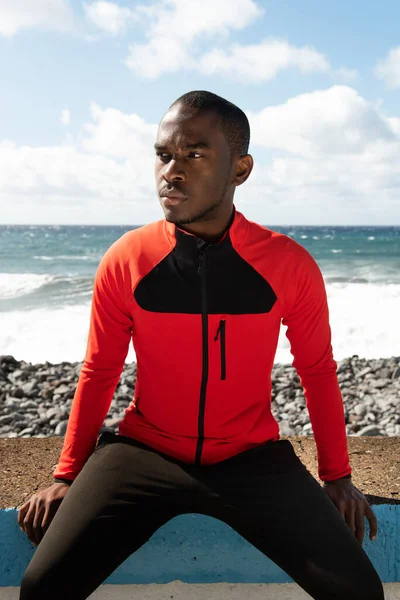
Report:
1,0,400,225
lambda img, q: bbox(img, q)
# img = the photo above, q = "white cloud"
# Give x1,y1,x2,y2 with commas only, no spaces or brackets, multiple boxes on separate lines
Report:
80,103,157,159
248,86,396,156
125,0,272,79
0,104,160,224
375,46,400,89
83,1,138,35
0,0,74,37
137,0,263,43
1,88,400,225
125,37,193,79
123,0,354,83
199,39,329,83
61,109,71,126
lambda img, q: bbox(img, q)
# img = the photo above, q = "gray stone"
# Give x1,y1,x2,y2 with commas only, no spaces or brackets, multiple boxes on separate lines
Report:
370,378,389,389
18,427,34,436
0,414,13,425
46,407,62,420
357,367,372,378
53,384,71,395
55,421,68,436
275,393,287,406
21,380,38,396
357,425,382,436
279,420,294,436
7,369,25,383
361,395,374,406
105,418,121,428
392,366,400,379
4,397,19,408
20,400,40,409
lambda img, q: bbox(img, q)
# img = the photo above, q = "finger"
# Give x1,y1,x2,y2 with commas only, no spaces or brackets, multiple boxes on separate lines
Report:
336,500,347,520
355,509,365,545
365,505,378,540
41,502,57,537
346,505,356,537
23,501,40,546
32,502,46,545
18,502,30,531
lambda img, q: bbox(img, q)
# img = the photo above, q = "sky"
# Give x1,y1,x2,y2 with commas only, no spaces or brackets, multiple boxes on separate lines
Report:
1,0,400,225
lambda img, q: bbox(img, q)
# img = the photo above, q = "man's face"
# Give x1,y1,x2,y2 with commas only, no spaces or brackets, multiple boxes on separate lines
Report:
155,104,234,225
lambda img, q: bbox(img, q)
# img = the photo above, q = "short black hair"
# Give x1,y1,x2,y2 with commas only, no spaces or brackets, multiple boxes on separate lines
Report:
170,90,250,157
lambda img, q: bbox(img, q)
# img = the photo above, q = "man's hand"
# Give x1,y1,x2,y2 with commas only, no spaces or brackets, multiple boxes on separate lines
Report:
324,478,377,544
18,483,70,546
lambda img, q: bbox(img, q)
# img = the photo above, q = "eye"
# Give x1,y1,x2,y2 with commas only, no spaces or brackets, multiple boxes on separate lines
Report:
187,152,202,158
156,152,171,160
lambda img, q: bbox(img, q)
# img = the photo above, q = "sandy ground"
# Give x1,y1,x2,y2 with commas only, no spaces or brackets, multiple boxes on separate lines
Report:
1,436,399,508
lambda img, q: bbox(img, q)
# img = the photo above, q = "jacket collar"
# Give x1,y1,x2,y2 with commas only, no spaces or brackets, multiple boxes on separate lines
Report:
164,205,248,253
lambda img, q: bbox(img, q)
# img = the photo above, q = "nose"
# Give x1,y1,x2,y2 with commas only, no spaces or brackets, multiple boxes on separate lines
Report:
161,158,186,184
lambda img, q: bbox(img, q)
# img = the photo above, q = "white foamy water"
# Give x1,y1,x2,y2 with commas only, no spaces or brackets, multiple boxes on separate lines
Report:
0,304,136,364
0,273,55,300
33,255,101,261
0,282,398,365
275,282,400,363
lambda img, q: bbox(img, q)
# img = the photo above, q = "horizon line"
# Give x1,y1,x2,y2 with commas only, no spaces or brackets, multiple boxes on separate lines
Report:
1,223,400,228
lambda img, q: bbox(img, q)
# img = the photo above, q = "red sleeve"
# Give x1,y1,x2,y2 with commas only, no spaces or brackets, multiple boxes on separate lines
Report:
282,244,351,482
53,243,133,482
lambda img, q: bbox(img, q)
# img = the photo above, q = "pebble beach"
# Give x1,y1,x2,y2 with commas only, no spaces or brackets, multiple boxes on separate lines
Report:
0,354,399,439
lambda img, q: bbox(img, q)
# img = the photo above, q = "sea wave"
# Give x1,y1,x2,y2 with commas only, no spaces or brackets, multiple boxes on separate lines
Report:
1,282,399,364
0,272,93,304
33,255,101,261
0,273,55,300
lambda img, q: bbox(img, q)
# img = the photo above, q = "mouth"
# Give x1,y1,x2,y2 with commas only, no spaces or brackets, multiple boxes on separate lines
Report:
160,190,187,207
162,197,186,207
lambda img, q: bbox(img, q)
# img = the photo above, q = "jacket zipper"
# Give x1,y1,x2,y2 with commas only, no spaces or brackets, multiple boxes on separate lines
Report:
214,320,226,380
195,246,208,466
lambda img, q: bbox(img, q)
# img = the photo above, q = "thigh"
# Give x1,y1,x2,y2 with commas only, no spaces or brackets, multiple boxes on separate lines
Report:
20,433,200,600
205,442,383,600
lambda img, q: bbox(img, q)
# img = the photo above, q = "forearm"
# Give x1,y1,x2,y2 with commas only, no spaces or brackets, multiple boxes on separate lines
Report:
53,365,121,481
300,367,351,482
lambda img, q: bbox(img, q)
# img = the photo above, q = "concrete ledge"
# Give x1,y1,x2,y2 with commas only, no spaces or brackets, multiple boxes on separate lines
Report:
1,507,400,587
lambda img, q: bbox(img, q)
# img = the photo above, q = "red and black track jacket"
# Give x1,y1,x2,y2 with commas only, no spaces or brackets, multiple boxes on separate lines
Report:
54,207,351,483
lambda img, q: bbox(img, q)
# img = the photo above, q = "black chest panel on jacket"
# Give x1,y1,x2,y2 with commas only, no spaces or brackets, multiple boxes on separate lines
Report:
134,227,277,315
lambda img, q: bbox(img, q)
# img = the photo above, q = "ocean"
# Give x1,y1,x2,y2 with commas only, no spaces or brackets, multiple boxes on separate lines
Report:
0,223,399,365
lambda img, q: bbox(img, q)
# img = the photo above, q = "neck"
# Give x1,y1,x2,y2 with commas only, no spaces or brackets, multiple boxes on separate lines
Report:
178,205,235,243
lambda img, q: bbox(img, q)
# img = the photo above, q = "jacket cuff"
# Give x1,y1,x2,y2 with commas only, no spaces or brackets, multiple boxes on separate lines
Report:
324,473,352,484
53,477,73,486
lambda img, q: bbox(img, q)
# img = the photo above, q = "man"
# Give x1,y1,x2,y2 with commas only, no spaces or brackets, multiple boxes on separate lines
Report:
18,91,383,600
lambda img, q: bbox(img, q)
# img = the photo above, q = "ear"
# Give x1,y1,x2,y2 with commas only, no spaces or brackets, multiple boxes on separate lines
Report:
233,154,254,187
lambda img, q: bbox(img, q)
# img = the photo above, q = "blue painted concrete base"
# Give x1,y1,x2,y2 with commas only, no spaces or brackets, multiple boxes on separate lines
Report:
1,506,399,587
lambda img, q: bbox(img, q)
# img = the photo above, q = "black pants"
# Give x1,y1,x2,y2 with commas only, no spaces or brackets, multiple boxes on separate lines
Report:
20,432,384,600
